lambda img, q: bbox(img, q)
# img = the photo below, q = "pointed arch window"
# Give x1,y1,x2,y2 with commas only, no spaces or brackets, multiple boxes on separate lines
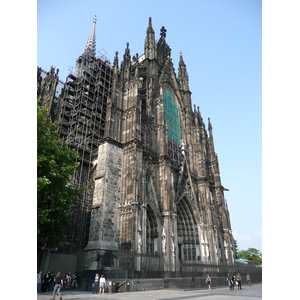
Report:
163,88,181,144
163,88,181,164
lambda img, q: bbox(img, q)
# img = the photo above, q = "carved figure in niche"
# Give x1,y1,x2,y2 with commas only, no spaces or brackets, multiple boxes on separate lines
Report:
171,231,175,256
137,225,142,253
162,227,166,255
180,139,185,156
137,231,142,253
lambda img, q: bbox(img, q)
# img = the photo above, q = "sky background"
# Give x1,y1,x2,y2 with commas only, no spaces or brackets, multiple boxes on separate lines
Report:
4,1,300,298
37,0,262,253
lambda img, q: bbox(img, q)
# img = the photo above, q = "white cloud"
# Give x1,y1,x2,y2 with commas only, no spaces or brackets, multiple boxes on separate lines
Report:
257,230,262,237
232,230,251,240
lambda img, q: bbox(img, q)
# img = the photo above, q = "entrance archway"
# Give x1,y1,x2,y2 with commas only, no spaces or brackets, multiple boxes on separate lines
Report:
146,204,158,254
177,197,199,262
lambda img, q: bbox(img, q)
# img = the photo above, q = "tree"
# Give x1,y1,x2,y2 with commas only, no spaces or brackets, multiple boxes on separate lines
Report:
37,99,83,247
233,238,239,258
237,248,262,266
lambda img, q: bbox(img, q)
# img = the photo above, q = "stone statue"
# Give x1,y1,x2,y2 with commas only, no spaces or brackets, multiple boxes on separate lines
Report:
162,227,166,255
180,139,185,156
138,231,142,253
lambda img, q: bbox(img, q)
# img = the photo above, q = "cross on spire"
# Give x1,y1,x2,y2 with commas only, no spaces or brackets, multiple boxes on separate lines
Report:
160,26,167,38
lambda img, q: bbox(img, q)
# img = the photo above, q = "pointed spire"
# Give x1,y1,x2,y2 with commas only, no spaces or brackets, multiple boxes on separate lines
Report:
178,51,189,91
145,17,156,59
179,51,184,63
147,17,154,33
114,51,119,67
208,118,213,137
84,15,97,57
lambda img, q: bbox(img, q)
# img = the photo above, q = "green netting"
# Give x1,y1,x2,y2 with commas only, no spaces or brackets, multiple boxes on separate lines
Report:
163,88,181,144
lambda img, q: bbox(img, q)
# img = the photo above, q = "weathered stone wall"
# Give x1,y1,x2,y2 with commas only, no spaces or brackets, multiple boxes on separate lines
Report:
84,141,122,269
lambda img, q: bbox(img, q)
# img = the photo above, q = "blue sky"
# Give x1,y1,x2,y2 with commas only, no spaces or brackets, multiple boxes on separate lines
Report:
37,0,262,252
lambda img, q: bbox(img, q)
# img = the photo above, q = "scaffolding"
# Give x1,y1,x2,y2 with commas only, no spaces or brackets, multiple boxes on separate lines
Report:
56,50,113,253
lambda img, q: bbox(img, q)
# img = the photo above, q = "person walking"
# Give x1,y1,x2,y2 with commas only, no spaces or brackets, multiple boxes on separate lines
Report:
226,273,231,289
93,273,99,294
206,274,212,290
236,272,242,290
99,274,106,295
37,271,42,293
51,272,63,300
246,273,251,286
64,272,71,288
230,275,236,291
46,271,52,292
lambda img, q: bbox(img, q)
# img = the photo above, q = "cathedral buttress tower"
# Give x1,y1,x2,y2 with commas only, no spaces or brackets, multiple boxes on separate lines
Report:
84,16,235,272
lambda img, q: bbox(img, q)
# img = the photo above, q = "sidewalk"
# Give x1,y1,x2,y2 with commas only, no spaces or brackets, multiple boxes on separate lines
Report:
37,283,262,300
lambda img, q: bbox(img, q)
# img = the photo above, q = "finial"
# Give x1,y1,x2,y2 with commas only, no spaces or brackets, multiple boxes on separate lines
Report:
180,51,182,56
208,118,212,132
160,26,167,38
114,51,119,66
93,14,97,23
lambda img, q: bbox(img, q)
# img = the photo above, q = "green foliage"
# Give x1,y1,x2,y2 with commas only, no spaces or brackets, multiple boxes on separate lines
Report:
37,99,83,247
233,238,238,258
237,247,262,266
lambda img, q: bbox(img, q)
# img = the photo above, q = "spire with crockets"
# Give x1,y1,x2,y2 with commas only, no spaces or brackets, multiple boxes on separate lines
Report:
84,15,97,57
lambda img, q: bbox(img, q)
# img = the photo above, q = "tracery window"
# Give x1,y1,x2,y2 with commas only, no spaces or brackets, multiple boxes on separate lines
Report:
163,88,181,144
163,88,181,164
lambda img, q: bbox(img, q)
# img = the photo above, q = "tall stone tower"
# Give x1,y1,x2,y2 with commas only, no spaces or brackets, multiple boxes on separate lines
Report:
84,17,235,273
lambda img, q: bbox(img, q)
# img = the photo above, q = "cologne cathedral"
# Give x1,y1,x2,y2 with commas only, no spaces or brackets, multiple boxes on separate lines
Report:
38,16,236,275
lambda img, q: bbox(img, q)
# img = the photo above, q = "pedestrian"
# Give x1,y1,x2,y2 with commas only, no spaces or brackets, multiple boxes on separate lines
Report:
246,273,251,286
50,272,55,290
37,271,42,293
64,272,71,287
45,271,52,291
230,275,235,290
93,273,99,294
71,273,78,287
42,272,48,292
99,274,106,295
51,271,63,300
236,272,242,290
75,271,79,287
226,273,231,289
206,274,212,290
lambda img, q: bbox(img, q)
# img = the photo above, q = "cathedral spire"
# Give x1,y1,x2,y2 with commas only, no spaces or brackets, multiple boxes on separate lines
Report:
178,51,189,91
84,15,97,57
145,17,156,59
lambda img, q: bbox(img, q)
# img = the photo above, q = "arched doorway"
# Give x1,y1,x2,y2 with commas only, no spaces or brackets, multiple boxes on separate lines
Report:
177,197,200,262
146,204,158,254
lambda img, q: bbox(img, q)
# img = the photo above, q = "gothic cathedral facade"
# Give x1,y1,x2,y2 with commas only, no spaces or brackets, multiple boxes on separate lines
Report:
83,17,236,273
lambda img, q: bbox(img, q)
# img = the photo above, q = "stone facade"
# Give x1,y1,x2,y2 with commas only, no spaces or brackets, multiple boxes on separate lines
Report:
84,17,235,273
38,17,236,273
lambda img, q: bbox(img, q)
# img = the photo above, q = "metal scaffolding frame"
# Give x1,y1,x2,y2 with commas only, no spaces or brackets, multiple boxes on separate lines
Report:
56,50,113,253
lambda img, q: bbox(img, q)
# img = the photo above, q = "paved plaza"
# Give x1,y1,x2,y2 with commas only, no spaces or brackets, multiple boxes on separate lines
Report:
37,283,262,300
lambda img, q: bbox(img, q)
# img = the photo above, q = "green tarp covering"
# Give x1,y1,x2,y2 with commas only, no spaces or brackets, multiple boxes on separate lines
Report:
163,88,181,145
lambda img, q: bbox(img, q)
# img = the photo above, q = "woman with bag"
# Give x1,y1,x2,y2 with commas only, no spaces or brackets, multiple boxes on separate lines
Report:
230,275,236,291
93,273,99,294
236,272,242,290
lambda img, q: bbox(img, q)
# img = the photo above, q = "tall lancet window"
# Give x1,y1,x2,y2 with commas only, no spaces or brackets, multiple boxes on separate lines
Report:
163,88,181,164
163,88,180,143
